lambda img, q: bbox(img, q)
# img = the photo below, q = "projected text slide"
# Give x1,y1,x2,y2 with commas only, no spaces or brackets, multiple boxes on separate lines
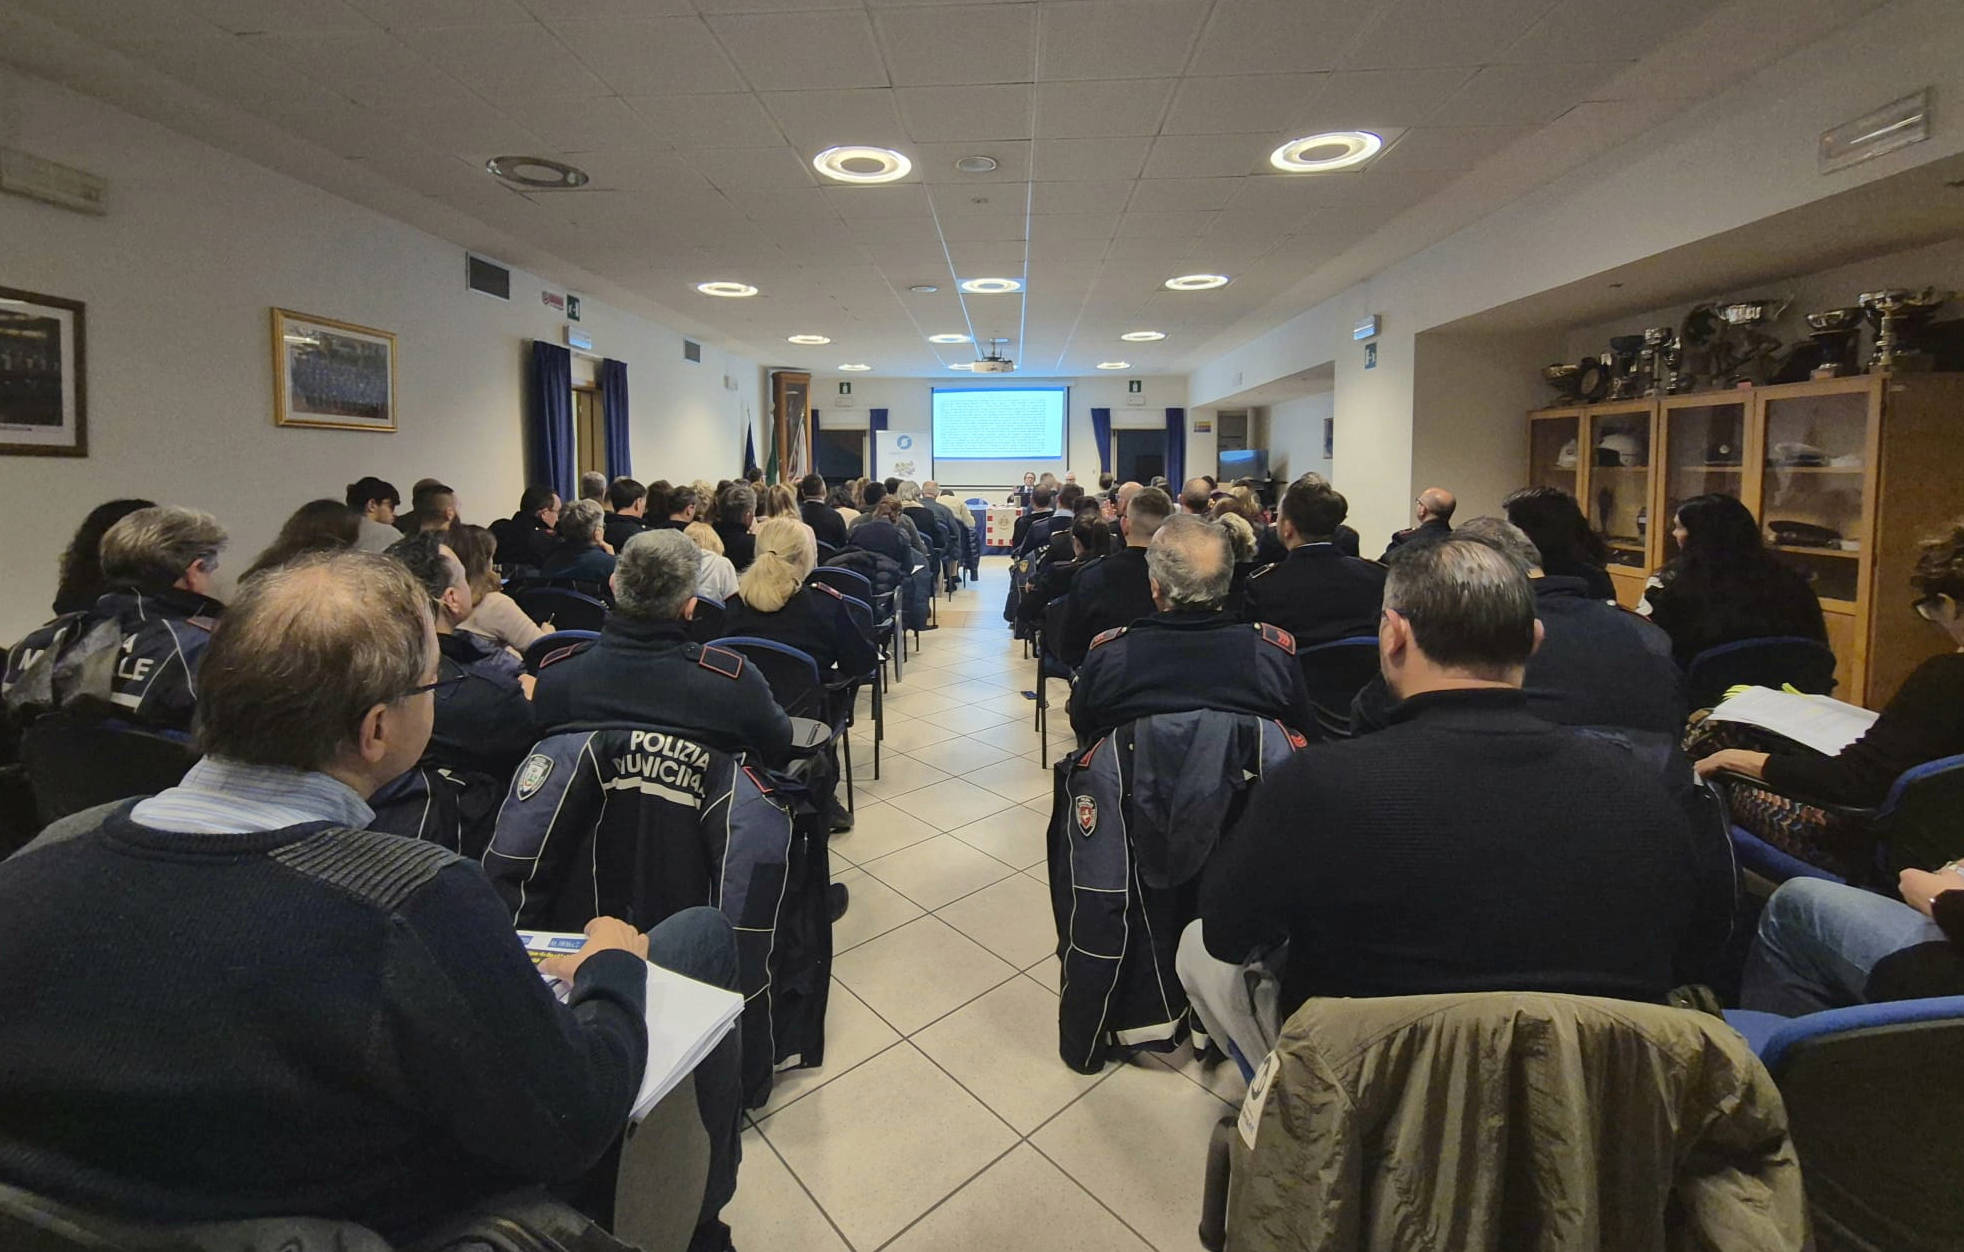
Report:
932,388,1066,460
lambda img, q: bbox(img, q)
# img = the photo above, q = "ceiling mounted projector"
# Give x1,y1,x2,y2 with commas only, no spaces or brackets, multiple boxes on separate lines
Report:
970,338,1015,373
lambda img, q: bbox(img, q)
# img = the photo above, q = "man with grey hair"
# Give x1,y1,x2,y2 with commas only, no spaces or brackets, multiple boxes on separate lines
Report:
0,549,742,1242
578,469,608,506
4,505,227,734
1058,485,1172,664
1069,515,1310,742
533,529,790,764
1183,535,1702,1070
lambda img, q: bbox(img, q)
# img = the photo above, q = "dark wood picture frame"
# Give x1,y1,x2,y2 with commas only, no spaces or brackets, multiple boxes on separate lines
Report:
0,284,87,457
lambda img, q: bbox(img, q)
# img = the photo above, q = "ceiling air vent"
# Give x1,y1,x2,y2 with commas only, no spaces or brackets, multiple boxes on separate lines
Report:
466,254,510,301
683,339,703,364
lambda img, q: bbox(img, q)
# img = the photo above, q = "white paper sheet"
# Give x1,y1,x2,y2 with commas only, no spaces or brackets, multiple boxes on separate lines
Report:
1702,685,1879,758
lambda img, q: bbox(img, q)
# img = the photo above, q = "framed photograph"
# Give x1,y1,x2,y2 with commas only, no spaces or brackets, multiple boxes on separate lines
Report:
272,308,396,432
0,285,86,457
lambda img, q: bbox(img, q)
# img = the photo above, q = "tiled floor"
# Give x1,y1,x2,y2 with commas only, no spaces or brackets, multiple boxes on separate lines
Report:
727,558,1246,1252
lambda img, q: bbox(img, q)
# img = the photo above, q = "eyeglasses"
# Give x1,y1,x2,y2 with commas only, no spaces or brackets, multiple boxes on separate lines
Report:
401,674,466,700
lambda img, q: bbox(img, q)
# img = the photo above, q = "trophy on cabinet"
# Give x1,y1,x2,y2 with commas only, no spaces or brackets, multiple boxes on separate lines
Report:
1674,304,1724,392
1639,325,1679,396
1575,353,1613,403
1804,307,1865,378
1713,298,1788,386
1860,288,1949,372
1540,362,1582,402
1606,334,1647,400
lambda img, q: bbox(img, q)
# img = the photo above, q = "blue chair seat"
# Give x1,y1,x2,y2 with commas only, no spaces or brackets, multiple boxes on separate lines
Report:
1728,823,1848,886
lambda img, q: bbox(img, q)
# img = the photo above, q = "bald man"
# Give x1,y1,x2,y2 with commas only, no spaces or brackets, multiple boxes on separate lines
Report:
1108,480,1143,546
1381,486,1456,561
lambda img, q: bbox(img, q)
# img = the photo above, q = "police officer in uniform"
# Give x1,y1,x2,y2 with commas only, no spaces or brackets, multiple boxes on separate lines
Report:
1056,486,1174,665
1243,478,1387,646
1070,515,1313,743
533,529,792,766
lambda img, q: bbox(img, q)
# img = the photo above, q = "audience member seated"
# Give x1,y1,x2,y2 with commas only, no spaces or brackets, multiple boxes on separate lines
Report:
1017,512,1109,637
489,486,560,572
1692,522,1964,878
1069,516,1312,743
848,485,928,564
344,477,401,554
918,480,963,557
533,530,791,766
1057,486,1174,665
725,517,878,686
1380,485,1455,560
760,483,798,520
1182,537,1703,1067
1640,491,1826,670
684,522,741,602
240,499,360,580
1178,477,1213,515
799,474,846,547
578,469,607,507
1008,470,1037,508
1105,480,1141,546
0,550,742,1245
540,500,616,584
1242,479,1386,644
1503,485,1616,601
1741,872,1964,1015
1259,473,1362,562
714,483,759,571
646,485,699,532
49,498,154,614
602,477,650,552
828,483,860,524
1353,518,1684,737
398,480,459,535
1214,510,1261,614
5,506,227,735
452,524,544,654
1011,486,1057,557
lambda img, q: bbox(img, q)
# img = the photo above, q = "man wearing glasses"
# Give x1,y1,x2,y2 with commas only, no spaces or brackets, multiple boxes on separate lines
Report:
3,505,227,735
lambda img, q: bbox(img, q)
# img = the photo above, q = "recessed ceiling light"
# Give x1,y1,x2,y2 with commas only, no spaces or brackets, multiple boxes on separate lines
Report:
1164,274,1229,291
787,334,830,345
1096,361,1131,370
948,362,975,370
927,333,970,344
1269,130,1383,173
838,362,873,372
485,155,589,189
954,155,999,174
695,281,758,298
961,277,1023,294
1120,330,1166,342
812,145,912,184
908,284,940,294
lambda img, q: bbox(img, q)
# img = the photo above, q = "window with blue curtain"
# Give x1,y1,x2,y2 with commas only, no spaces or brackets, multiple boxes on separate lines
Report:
1090,407,1112,474
600,358,631,479
529,341,575,502
1164,407,1186,488
869,407,889,433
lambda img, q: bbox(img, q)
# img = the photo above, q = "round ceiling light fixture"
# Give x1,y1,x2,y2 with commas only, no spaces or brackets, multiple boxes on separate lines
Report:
486,155,590,189
1163,273,1230,291
960,277,1023,294
812,145,912,184
695,280,758,298
1096,361,1131,370
908,284,940,294
948,362,975,371
786,334,831,345
838,362,873,372
1120,330,1167,342
927,332,970,344
1269,130,1383,173
953,155,999,174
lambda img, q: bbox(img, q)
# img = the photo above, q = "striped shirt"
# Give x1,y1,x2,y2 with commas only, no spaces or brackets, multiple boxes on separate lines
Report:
131,756,375,834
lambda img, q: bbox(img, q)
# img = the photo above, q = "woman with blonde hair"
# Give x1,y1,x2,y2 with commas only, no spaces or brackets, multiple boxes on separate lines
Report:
758,482,798,520
683,521,740,602
726,516,876,681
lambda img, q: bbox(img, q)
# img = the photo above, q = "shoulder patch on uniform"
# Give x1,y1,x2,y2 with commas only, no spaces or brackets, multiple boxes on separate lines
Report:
186,615,219,633
269,827,462,912
698,644,745,679
535,642,590,670
514,753,554,801
811,581,843,599
1088,625,1128,650
1248,562,1277,580
1256,622,1296,654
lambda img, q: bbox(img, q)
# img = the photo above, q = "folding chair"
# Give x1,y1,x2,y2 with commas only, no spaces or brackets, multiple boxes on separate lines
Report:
509,584,608,633
1034,594,1076,762
1684,636,1838,712
711,637,848,812
1296,635,1382,739
688,595,726,645
19,711,198,825
1712,752,1964,888
837,594,884,783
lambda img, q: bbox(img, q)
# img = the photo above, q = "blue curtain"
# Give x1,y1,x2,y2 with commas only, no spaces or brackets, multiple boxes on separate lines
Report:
529,341,575,503
1090,407,1112,474
870,407,889,433
600,358,631,479
1164,407,1186,487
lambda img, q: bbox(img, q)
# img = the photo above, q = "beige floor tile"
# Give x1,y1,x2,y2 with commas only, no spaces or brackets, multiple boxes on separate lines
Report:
946,809,1050,871
722,1127,850,1252
886,1143,1151,1252
904,775,1023,831
830,797,942,862
1024,859,1051,886
853,752,951,801
758,1044,1018,1251
935,870,1058,968
907,735,1015,777
883,688,964,717
939,678,1020,704
912,977,1104,1134
851,715,962,755
1146,1038,1250,1107
830,865,926,952
759,981,903,1115
931,703,1020,734
861,834,1016,911
832,915,1018,1035
1032,1061,1236,1252
963,754,1055,804
1024,957,1063,993
968,718,1045,757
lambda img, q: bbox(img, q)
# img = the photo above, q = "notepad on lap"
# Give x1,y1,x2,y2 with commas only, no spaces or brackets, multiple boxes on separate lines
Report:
519,930,744,1123
1702,686,1879,758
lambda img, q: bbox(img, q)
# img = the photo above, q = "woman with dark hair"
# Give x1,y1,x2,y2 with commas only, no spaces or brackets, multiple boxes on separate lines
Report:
452,523,543,653
1695,522,1964,878
241,499,360,580
53,498,156,613
1639,492,1825,668
1502,486,1615,601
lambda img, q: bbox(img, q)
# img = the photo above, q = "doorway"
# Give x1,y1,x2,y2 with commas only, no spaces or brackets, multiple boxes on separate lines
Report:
1114,428,1167,484
573,385,604,481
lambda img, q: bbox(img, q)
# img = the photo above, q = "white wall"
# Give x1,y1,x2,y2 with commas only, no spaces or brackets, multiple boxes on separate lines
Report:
806,373,1193,491
1264,392,1334,485
0,68,760,642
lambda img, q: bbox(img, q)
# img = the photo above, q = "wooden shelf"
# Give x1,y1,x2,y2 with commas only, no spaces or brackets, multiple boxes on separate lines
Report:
1606,541,1646,553
1772,544,1860,558
1591,464,1650,472
1674,464,1743,473
1764,465,1864,474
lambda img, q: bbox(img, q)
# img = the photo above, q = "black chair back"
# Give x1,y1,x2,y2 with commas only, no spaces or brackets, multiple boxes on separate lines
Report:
1684,636,1836,711
511,585,608,633
20,712,198,825
808,566,874,603
1877,753,1964,877
689,595,727,645
711,637,827,720
1297,636,1381,739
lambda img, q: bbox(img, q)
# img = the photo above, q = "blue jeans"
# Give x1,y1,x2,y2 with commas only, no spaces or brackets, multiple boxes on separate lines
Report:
1740,879,1945,1016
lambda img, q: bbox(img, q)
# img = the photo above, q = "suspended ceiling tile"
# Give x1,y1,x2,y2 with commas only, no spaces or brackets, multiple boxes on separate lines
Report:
1187,0,1379,76
348,0,536,28
1499,0,1719,65
895,84,1035,142
1116,210,1217,239
1036,0,1209,82
681,145,819,190
912,140,1034,183
707,11,889,90
694,0,860,12
184,0,372,34
823,184,935,219
1371,125,1534,172
395,21,611,99
1339,0,1555,70
759,87,907,148
516,96,675,151
1141,132,1275,179
1126,177,1242,212
1310,67,1481,130
1034,79,1178,139
13,0,229,46
1031,136,1153,182
850,215,946,243
623,93,786,148
1425,62,1631,127
1030,179,1135,215
520,0,693,18
552,17,748,94
934,213,1031,243
1160,73,1331,136
1027,235,1113,263
873,4,1036,87
1029,212,1121,241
